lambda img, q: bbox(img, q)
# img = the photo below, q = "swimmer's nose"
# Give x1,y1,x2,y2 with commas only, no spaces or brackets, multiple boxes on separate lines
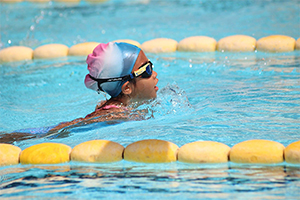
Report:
153,70,158,79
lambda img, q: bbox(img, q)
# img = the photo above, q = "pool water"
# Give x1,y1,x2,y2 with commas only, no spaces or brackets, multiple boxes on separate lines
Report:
0,0,300,199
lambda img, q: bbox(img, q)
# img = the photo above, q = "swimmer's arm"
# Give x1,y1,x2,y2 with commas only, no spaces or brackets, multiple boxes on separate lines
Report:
49,117,85,132
49,108,129,132
49,107,146,133
0,132,36,144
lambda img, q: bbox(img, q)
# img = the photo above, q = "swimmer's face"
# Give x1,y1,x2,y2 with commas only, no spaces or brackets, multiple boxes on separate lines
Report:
129,50,159,101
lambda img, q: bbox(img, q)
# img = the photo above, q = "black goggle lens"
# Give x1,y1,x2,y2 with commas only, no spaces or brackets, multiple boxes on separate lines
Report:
140,62,153,78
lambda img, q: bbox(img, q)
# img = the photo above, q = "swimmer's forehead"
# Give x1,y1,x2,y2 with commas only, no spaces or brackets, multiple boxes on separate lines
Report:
132,50,149,72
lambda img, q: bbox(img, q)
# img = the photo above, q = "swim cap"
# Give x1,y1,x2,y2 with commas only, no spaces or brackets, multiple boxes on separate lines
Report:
84,42,141,97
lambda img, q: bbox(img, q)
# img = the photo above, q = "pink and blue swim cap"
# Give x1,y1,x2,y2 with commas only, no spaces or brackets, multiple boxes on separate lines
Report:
84,42,141,97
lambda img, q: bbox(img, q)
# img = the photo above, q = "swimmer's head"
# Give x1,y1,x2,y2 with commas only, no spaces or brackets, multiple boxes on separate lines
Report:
84,42,141,97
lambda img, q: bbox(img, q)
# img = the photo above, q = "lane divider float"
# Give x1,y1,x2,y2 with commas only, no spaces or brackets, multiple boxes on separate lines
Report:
19,142,71,164
0,35,299,63
0,139,299,166
123,139,178,163
178,141,230,163
229,139,285,164
71,140,124,163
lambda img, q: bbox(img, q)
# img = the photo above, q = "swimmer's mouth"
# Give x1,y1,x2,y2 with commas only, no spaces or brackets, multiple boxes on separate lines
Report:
155,79,159,91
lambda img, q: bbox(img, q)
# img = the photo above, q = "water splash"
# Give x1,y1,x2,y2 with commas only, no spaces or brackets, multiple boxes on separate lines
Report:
132,83,192,119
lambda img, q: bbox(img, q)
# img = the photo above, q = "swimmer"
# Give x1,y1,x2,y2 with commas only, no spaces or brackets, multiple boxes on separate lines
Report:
50,42,159,131
0,42,159,143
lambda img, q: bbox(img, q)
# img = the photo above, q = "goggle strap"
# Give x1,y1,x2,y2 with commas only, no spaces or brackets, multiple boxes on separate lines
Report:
88,60,153,93
88,74,104,92
129,73,134,80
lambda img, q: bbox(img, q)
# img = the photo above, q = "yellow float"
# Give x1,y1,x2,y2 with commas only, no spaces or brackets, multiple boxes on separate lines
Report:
178,141,230,163
68,42,99,56
284,140,300,164
141,38,178,53
26,0,50,2
217,35,256,52
0,143,21,166
0,0,23,2
229,139,285,164
0,46,33,63
71,140,124,163
33,43,69,59
85,0,108,3
20,143,71,164
256,35,295,52
53,0,80,2
124,139,178,163
178,36,217,52
296,38,300,50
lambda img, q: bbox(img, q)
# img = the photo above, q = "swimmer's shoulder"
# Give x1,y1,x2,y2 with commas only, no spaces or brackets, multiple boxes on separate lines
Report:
95,100,107,111
85,103,129,119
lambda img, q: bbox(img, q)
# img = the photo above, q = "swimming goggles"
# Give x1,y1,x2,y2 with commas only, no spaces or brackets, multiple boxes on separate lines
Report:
89,60,153,92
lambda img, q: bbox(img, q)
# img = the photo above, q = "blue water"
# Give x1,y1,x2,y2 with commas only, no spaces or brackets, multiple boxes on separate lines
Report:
1,0,299,48
1,0,300,199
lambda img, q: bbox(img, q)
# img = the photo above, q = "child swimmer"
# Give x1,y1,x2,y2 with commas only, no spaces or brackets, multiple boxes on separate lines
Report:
49,42,159,131
0,42,159,143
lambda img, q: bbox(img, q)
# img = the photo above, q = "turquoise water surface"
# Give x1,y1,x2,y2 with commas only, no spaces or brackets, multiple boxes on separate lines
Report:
0,0,300,199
